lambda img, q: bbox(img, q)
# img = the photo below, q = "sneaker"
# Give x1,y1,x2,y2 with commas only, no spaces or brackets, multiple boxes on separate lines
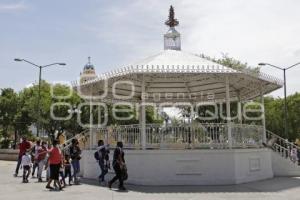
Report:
13,174,18,177
38,178,43,182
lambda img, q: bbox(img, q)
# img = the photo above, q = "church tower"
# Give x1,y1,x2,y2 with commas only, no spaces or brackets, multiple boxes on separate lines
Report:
80,57,97,84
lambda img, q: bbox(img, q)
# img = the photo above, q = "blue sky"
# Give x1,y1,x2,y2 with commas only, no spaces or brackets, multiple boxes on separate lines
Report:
1,0,300,97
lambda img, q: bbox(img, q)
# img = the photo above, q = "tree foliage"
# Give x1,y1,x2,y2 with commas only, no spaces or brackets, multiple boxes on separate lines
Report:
265,93,300,140
0,80,163,147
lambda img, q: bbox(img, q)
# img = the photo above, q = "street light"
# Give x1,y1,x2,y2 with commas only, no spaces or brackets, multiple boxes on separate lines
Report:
14,58,66,137
258,62,300,139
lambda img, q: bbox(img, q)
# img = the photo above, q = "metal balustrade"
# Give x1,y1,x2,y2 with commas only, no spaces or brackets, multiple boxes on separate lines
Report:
61,129,89,150
266,130,300,162
81,123,264,150
231,124,263,148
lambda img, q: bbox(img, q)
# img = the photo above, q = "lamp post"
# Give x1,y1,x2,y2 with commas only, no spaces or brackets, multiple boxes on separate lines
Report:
258,62,300,139
14,58,66,137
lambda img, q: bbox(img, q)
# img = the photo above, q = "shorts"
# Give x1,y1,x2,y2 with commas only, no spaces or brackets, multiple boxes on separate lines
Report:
50,164,60,180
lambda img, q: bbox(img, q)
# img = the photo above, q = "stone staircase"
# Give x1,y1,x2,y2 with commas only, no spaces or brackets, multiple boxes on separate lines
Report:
266,130,300,176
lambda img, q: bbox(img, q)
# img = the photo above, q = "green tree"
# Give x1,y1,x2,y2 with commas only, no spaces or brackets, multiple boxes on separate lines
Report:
265,93,300,140
0,88,18,148
19,81,83,138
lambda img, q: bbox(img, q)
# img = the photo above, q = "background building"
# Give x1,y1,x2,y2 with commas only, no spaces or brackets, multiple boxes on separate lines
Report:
80,57,97,84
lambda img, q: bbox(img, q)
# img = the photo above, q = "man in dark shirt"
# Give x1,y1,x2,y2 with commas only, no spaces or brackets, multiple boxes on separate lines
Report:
97,140,110,183
108,141,126,190
14,136,31,177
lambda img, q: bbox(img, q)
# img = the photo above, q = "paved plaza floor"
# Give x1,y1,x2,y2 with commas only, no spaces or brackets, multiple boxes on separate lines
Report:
1,160,300,200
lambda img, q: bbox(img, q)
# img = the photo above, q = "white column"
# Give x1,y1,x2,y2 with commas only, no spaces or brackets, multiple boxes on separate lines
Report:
237,93,242,124
140,76,146,150
225,76,232,148
260,89,267,144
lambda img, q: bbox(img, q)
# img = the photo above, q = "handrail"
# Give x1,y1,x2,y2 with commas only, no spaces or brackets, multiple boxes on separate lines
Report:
266,129,300,150
60,129,89,150
266,129,300,162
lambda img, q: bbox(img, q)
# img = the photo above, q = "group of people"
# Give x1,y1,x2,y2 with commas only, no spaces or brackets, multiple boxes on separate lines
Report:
14,136,128,191
95,140,127,190
14,136,82,191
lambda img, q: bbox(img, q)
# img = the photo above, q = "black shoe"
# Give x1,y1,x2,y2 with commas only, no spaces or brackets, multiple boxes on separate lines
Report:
118,186,127,191
46,185,54,190
38,178,43,182
14,174,18,177
108,181,112,189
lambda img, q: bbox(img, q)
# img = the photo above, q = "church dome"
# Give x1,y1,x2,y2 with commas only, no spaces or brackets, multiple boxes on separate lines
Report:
83,57,95,71
84,63,94,70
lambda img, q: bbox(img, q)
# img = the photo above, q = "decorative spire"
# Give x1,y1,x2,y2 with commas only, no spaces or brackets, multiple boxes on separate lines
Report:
88,56,91,64
165,5,179,27
163,5,181,50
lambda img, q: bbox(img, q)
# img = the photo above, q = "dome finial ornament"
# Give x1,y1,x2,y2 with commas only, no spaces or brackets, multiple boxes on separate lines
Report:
165,5,179,27
163,5,181,50
88,56,91,64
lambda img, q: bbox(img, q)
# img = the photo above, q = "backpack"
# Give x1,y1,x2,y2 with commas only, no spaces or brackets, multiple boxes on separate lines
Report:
94,151,100,161
98,146,110,160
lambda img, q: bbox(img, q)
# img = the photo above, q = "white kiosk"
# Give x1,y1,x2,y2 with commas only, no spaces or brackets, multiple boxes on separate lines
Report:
73,6,282,185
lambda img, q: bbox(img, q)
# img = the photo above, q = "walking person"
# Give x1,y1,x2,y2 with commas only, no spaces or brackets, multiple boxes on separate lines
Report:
21,150,32,183
70,139,81,185
31,140,41,178
108,141,127,191
37,141,48,182
64,155,72,185
46,140,63,191
96,140,110,184
14,136,31,177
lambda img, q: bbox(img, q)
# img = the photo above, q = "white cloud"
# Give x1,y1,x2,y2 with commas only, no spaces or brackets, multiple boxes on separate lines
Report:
0,1,28,12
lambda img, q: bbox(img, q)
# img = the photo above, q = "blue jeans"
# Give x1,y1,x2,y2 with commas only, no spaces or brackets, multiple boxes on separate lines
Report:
98,160,108,181
71,160,80,182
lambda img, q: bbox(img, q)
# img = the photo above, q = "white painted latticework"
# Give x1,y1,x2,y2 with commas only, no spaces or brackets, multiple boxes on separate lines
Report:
74,49,282,102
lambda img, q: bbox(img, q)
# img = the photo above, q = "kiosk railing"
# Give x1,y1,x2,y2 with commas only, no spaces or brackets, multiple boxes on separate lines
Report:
85,123,263,149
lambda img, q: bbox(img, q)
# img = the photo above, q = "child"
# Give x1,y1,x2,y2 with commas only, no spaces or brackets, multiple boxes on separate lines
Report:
291,144,298,163
21,150,32,183
64,155,72,185
59,163,66,188
57,150,66,188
